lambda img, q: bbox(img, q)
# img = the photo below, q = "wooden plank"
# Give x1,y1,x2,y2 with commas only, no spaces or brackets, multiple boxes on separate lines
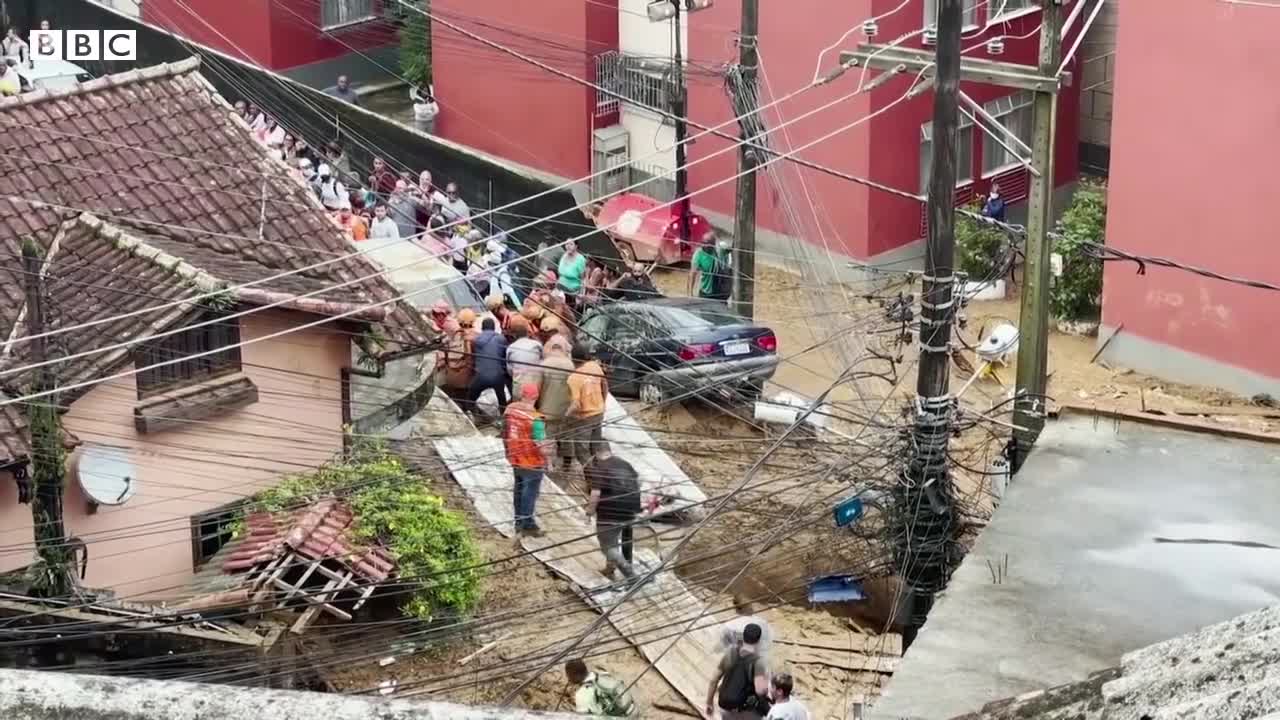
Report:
435,434,719,713
776,646,900,674
603,396,706,515
774,634,903,658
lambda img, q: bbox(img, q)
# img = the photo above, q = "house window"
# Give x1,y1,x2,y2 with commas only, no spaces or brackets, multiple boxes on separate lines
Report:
924,0,978,29
989,0,1036,20
135,311,242,399
322,0,376,30
920,116,974,193
981,91,1035,175
191,502,245,568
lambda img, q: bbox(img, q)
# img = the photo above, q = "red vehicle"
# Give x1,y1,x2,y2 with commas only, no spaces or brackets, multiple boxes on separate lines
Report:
592,193,714,266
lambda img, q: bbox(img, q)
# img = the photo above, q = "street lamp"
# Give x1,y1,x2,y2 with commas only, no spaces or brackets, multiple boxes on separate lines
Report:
646,0,713,252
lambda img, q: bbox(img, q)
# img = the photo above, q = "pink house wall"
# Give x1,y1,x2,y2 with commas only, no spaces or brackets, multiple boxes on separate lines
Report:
1101,0,1280,390
0,310,349,599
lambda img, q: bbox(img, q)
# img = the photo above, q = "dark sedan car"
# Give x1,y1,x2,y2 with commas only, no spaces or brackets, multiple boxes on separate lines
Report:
576,297,779,404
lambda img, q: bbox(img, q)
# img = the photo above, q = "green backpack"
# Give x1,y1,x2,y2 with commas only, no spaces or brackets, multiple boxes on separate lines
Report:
587,672,636,717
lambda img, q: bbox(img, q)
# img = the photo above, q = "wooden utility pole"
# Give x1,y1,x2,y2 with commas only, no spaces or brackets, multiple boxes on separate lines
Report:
898,0,963,651
1010,0,1064,471
730,0,759,319
21,239,72,598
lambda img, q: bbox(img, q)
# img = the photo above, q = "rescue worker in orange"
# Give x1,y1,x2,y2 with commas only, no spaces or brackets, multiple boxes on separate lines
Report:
436,317,474,408
503,382,551,536
428,299,452,332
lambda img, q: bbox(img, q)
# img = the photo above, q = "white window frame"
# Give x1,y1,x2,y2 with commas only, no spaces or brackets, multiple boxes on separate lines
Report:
980,90,1035,178
924,0,980,32
988,0,1040,23
920,116,975,194
321,0,378,31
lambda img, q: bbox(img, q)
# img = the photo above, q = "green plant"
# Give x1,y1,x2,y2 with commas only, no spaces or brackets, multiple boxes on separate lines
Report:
954,204,1007,281
248,442,481,620
1050,179,1107,321
397,4,432,89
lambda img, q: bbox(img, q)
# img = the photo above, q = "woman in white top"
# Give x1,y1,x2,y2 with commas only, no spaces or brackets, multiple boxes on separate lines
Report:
2,29,29,64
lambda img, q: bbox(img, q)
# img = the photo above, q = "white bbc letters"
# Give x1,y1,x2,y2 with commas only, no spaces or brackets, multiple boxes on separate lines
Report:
28,30,137,61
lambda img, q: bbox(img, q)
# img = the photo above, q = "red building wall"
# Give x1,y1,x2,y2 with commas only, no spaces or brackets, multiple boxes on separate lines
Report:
143,0,394,70
1100,0,1280,392
430,0,618,180
427,0,1081,260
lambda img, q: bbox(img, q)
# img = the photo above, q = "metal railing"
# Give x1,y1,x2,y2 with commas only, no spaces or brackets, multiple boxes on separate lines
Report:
322,0,377,30
595,51,679,118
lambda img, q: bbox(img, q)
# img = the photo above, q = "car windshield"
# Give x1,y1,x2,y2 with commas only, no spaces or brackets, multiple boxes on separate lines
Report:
415,277,483,311
650,304,746,330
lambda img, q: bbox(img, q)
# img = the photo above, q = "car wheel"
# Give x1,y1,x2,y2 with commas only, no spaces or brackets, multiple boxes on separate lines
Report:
638,382,664,406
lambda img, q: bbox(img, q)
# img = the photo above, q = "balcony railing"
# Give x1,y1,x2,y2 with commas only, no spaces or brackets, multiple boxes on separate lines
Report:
595,51,679,118
322,0,377,30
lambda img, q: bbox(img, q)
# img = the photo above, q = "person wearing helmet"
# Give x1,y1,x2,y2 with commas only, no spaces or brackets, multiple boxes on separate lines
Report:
436,317,474,400
486,294,513,339
457,308,479,342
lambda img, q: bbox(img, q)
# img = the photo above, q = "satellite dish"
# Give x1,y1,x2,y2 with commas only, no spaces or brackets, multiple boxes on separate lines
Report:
75,445,137,509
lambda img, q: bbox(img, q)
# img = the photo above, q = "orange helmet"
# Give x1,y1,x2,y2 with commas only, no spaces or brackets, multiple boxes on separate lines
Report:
457,308,477,326
540,315,561,333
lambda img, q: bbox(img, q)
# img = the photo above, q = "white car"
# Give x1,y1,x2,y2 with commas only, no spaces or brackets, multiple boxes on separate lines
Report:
352,237,496,324
12,57,92,93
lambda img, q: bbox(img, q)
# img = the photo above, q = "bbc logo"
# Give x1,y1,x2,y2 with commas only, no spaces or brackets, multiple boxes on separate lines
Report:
30,30,138,62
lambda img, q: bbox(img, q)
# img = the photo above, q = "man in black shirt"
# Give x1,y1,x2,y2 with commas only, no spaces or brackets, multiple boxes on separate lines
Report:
584,443,642,584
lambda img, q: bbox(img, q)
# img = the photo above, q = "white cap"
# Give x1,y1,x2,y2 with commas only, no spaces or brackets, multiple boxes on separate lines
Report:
299,157,313,169
317,163,332,177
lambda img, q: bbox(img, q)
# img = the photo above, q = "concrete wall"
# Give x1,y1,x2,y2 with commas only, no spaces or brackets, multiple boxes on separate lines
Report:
0,310,349,599
1099,0,1280,399
0,667,583,720
1078,0,1119,175
431,0,609,180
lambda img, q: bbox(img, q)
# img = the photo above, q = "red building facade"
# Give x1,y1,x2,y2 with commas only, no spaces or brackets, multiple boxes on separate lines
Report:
1099,0,1280,398
142,0,399,89
431,0,1082,261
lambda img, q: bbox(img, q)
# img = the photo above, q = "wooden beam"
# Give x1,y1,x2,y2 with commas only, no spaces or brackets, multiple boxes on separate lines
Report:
839,44,1061,93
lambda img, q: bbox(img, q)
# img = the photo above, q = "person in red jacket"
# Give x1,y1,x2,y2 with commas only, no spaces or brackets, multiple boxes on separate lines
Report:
503,383,550,536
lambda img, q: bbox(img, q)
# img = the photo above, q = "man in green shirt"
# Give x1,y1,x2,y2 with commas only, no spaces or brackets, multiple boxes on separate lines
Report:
689,236,732,301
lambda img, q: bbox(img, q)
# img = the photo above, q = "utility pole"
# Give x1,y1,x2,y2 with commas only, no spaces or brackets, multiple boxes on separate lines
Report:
671,1,692,253
1010,0,1064,472
730,0,760,319
22,239,72,598
897,0,962,651
840,0,1067,647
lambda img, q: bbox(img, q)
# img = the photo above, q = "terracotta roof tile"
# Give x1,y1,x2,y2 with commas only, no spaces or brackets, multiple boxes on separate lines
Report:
221,499,395,584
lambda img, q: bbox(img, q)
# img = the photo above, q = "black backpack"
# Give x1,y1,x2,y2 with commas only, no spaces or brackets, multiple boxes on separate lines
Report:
717,653,771,716
708,249,732,301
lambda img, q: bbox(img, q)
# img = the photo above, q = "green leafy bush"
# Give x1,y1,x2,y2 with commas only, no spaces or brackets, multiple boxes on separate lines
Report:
1050,179,1107,321
398,4,432,89
954,204,1007,281
248,443,480,620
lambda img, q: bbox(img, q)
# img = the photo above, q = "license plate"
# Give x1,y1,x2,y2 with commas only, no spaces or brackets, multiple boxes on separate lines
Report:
723,340,750,356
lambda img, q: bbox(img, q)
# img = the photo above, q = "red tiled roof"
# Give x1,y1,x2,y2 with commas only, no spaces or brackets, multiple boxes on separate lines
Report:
0,58,437,463
221,499,395,583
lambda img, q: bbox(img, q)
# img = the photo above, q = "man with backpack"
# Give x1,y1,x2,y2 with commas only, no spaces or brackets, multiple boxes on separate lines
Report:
689,235,733,302
584,443,641,585
707,623,771,720
565,658,636,717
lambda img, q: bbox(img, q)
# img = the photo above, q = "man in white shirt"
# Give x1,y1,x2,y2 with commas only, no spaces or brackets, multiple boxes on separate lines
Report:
316,165,350,212
369,204,400,241
765,673,810,720
431,182,470,227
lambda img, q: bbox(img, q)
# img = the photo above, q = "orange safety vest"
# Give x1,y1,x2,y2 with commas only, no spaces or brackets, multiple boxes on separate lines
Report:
503,404,545,469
